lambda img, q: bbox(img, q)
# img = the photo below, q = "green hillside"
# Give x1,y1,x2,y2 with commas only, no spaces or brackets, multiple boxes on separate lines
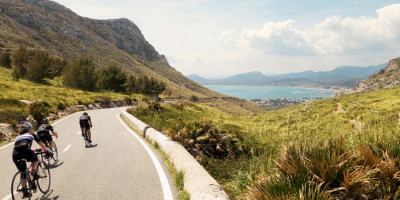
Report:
130,84,400,198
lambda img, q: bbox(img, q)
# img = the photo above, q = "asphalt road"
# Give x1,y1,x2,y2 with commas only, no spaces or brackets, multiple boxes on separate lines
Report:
0,107,177,200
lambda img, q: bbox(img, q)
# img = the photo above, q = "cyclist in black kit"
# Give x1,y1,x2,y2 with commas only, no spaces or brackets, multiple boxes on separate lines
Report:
37,118,58,150
79,112,93,143
12,121,48,198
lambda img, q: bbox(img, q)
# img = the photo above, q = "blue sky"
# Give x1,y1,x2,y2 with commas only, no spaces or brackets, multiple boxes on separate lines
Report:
53,0,400,78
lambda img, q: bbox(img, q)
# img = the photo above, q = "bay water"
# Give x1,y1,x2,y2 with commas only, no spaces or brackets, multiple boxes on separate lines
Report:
204,85,336,100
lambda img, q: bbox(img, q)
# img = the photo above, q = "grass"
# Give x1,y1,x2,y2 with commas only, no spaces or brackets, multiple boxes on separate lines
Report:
127,86,400,199
0,66,143,142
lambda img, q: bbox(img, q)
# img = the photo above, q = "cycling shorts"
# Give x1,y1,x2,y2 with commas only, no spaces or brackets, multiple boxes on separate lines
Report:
80,120,90,130
12,149,38,172
37,132,53,144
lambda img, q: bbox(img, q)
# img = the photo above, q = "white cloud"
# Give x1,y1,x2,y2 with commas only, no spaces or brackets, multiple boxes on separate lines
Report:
236,4,400,56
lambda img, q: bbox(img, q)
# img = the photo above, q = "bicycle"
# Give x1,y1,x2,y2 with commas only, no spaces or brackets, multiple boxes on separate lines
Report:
40,135,59,166
82,127,90,148
11,150,51,200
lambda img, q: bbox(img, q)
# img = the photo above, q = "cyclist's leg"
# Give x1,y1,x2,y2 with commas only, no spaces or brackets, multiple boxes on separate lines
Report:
25,149,39,179
12,151,28,188
46,134,54,149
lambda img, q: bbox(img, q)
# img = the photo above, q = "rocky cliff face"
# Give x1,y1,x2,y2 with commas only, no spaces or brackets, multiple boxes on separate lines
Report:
0,0,225,98
0,0,159,60
353,57,400,93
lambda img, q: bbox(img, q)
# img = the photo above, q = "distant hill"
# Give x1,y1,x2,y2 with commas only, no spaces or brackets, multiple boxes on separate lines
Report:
0,0,225,98
353,57,400,93
188,65,386,88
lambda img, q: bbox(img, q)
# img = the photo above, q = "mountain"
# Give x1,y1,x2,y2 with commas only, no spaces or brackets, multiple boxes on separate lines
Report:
188,65,386,88
353,57,400,93
0,0,224,98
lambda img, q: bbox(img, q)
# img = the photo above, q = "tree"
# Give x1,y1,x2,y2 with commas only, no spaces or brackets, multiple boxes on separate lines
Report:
125,75,136,93
11,47,60,83
0,52,12,68
96,64,127,92
62,58,96,91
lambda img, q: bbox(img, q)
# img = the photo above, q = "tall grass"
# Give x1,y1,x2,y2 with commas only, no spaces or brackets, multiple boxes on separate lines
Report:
127,86,400,198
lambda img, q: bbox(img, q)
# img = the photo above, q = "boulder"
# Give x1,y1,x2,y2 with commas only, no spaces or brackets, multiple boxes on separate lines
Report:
0,123,14,142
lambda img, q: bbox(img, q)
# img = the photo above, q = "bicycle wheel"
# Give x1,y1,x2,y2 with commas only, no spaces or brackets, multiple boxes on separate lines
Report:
36,162,51,194
11,172,31,200
51,142,59,164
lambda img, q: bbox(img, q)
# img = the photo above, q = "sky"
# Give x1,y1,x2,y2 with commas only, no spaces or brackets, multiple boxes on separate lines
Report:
52,0,400,78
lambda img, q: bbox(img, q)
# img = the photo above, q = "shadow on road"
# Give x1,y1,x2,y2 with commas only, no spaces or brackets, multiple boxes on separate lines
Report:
38,190,60,200
48,161,64,169
86,144,98,148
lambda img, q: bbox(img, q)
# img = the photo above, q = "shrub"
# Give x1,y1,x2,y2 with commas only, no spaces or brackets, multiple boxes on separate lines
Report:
0,109,26,124
96,64,127,92
62,57,96,91
28,100,50,125
94,96,112,107
0,52,12,68
165,120,244,159
11,47,56,83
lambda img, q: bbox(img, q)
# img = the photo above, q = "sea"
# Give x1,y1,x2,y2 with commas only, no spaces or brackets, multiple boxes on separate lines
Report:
204,85,336,100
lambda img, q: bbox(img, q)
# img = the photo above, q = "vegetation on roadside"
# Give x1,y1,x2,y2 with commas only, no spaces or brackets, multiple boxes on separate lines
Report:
128,86,400,199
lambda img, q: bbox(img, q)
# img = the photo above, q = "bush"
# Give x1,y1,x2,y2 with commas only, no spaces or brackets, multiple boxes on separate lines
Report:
96,64,127,92
94,96,112,107
0,109,26,124
28,101,50,125
0,52,12,68
11,47,56,83
62,57,96,91
165,120,244,159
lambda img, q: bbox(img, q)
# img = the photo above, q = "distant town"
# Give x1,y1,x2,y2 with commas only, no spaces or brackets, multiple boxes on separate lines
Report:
250,98,323,110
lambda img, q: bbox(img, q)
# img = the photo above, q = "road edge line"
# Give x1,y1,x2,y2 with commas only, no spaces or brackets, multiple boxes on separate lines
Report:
117,114,173,200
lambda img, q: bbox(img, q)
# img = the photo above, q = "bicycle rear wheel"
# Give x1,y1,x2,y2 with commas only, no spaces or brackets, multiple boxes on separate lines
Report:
36,162,51,194
11,172,31,200
50,142,59,164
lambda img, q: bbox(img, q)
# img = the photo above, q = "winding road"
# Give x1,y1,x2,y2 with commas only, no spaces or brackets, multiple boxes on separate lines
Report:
0,107,177,200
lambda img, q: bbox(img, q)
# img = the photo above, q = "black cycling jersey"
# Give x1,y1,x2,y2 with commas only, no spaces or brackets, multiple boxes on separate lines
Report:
79,115,91,129
13,132,41,172
79,115,91,121
37,124,54,143
14,133,42,150
37,124,54,134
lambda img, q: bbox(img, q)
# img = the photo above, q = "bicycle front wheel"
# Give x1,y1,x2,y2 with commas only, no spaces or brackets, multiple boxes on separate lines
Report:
11,172,31,200
36,162,51,194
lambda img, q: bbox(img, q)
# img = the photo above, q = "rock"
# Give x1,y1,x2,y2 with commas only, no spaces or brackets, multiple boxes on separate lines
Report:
48,114,57,121
95,103,102,109
19,100,34,105
88,104,95,110
0,123,14,141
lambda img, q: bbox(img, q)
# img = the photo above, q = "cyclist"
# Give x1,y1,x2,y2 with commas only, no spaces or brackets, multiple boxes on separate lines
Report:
79,112,93,143
12,121,48,198
37,118,58,150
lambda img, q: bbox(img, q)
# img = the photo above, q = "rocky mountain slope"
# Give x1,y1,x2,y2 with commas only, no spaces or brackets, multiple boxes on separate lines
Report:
353,57,400,93
0,0,224,98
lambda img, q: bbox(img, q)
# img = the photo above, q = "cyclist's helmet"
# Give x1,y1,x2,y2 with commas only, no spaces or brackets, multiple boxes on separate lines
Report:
19,121,33,132
83,112,88,115
42,118,49,124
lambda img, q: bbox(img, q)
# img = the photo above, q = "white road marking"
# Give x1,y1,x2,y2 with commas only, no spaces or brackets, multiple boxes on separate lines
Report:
118,115,173,200
1,193,12,200
63,144,72,152
0,142,14,150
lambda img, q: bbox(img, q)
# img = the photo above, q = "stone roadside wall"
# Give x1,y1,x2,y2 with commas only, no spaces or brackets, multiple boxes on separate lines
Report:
121,110,229,200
